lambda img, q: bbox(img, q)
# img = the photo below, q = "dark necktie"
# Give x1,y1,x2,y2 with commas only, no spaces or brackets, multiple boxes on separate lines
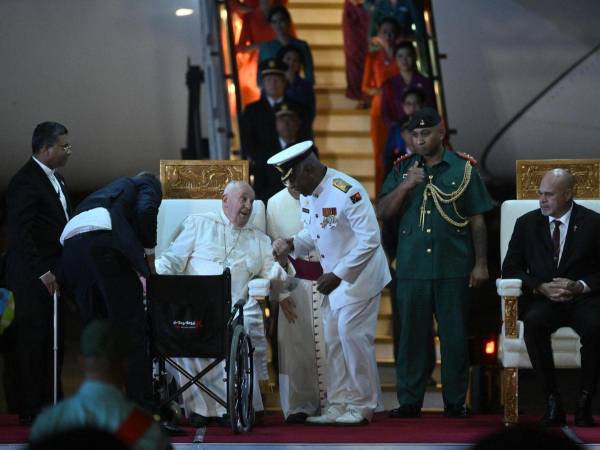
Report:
552,220,561,266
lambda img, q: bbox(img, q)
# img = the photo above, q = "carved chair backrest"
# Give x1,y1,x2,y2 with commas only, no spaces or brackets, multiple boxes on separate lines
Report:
159,160,249,199
516,159,600,199
156,160,265,256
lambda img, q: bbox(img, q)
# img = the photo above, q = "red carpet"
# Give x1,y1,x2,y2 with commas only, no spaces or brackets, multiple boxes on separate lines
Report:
3,413,600,445
169,412,600,444
0,416,30,444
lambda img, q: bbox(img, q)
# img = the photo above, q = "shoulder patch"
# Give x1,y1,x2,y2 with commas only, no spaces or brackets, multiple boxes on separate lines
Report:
350,192,362,204
332,178,351,193
456,151,477,166
394,153,412,167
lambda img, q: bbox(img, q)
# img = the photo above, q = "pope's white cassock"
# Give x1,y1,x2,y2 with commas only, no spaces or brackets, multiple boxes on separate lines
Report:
266,188,327,419
155,209,290,417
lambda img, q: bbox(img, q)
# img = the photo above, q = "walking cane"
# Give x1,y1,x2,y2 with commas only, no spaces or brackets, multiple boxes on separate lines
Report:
53,289,59,405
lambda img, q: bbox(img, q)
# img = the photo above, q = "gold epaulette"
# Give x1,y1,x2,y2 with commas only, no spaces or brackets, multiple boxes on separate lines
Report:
456,151,477,166
332,178,351,193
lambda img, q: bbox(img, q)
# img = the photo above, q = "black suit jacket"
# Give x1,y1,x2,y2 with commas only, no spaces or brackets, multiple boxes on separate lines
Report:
74,175,162,277
5,158,71,286
239,95,312,202
502,203,600,297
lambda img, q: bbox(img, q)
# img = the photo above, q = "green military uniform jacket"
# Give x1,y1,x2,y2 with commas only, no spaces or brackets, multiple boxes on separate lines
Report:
380,150,494,280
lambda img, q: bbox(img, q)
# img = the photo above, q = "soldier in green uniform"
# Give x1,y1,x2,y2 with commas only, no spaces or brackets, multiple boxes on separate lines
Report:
377,108,494,418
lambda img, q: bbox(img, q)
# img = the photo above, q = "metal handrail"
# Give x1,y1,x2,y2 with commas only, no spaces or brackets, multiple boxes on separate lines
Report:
422,0,451,135
222,0,243,138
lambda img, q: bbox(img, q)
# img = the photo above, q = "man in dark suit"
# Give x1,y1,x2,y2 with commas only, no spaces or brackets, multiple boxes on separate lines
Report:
240,57,311,203
5,122,72,424
59,173,162,410
503,168,600,427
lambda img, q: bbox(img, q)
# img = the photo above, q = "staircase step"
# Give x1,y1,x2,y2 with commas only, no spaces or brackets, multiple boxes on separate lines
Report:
288,5,342,24
375,335,394,360
314,66,347,86
316,91,357,110
321,154,374,177
289,0,344,4
312,44,345,69
315,132,372,154
317,107,369,117
296,24,343,46
376,314,393,335
379,296,391,314
314,114,370,133
289,1,344,8
378,359,396,385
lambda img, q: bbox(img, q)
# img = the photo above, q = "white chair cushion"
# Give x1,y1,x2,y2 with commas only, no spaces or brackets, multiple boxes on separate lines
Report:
496,279,522,290
156,199,266,255
499,322,581,368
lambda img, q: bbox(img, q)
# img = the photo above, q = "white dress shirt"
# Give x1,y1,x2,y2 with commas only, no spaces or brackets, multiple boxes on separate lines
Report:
548,203,589,292
32,156,68,221
548,205,572,264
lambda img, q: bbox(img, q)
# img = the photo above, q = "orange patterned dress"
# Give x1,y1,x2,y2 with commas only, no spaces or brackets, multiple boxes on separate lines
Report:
361,49,399,194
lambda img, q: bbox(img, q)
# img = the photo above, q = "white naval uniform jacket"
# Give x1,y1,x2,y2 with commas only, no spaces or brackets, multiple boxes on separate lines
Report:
293,168,391,310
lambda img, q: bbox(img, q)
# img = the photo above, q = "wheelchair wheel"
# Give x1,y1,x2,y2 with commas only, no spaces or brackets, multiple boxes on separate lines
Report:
228,324,254,433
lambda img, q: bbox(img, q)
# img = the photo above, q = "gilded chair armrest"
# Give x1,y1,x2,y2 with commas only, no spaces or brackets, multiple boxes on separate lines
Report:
497,279,522,339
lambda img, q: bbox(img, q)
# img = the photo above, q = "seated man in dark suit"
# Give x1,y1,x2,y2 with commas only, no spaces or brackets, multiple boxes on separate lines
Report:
502,168,600,427
59,172,162,411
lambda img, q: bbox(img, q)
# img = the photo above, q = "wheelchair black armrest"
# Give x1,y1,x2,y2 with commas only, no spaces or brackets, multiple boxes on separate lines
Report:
233,299,246,310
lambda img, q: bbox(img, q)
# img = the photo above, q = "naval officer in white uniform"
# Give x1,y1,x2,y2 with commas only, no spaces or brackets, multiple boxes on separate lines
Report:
270,141,391,425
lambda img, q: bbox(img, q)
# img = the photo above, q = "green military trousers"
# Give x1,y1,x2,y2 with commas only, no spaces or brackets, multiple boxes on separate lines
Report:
395,278,470,408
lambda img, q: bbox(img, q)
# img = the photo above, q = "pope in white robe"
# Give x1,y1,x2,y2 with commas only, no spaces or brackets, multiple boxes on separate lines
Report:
155,181,290,418
266,187,327,423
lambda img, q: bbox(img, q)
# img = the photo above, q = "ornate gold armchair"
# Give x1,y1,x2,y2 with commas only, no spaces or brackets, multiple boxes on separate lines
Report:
498,159,600,425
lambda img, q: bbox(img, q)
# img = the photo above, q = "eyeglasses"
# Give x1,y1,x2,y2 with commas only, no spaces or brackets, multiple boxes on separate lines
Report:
57,143,72,152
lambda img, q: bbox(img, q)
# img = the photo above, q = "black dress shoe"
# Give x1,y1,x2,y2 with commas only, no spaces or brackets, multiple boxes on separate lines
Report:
160,422,188,436
540,393,566,427
19,414,36,426
443,404,471,418
574,390,596,427
389,404,421,418
188,412,210,428
216,414,231,428
285,412,308,424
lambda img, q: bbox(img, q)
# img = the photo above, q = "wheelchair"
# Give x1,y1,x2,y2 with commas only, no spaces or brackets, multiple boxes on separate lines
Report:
147,268,255,433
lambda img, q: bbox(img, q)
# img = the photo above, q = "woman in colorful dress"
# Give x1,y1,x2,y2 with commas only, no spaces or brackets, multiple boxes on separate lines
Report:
361,17,400,194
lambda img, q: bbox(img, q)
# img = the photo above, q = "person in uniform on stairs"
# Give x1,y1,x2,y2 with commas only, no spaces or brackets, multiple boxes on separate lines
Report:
240,57,310,203
267,186,328,424
377,107,494,418
271,141,391,426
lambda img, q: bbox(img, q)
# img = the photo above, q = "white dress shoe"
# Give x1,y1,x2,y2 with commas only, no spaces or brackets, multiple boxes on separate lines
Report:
305,405,345,425
335,409,369,426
